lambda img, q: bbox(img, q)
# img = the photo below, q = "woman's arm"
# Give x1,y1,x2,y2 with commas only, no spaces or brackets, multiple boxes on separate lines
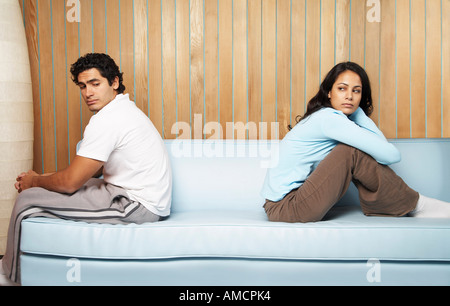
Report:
348,107,386,139
321,109,400,165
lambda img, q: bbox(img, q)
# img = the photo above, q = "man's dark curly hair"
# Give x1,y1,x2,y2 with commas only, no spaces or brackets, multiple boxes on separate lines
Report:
70,53,125,94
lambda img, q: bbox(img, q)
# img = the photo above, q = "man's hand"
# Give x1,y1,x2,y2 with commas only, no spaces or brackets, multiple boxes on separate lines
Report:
14,156,104,194
15,170,39,193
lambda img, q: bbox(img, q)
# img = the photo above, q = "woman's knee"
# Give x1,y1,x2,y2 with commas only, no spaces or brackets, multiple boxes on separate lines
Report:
264,201,323,223
330,143,357,156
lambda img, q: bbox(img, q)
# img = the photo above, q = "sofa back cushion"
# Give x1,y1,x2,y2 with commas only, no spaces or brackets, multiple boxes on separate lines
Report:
338,139,450,207
165,139,450,213
166,140,275,212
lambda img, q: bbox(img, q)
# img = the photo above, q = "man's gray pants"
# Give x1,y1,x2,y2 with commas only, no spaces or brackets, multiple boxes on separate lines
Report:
2,178,161,284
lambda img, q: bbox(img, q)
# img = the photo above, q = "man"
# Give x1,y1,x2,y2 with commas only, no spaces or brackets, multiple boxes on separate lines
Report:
0,53,172,285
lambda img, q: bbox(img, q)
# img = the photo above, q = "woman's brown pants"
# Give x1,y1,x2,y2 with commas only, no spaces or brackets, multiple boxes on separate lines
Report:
264,144,419,223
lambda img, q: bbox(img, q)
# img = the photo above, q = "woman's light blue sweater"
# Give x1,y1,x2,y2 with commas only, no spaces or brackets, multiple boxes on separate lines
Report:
261,107,401,202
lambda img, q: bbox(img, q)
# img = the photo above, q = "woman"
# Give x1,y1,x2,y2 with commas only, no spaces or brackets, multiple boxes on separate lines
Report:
261,61,450,223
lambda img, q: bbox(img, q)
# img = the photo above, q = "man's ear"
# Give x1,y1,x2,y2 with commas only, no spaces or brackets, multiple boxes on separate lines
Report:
112,76,119,90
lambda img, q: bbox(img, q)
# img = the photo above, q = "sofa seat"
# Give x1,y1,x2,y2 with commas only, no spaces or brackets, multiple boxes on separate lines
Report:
21,205,450,262
18,139,450,285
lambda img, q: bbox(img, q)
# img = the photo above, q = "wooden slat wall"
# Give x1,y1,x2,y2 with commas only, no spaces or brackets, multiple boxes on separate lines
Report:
19,0,450,174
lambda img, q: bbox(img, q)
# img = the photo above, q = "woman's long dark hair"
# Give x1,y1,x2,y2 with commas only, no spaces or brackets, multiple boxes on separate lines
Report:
289,61,373,130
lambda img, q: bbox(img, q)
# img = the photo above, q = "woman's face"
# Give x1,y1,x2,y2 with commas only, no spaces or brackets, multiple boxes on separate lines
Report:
328,70,362,116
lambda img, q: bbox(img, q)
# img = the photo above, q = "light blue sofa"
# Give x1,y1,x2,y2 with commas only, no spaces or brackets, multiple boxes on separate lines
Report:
19,139,450,285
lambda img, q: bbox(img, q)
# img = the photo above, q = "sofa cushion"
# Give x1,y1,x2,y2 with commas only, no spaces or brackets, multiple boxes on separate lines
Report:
166,139,450,212
20,205,450,262
168,140,273,212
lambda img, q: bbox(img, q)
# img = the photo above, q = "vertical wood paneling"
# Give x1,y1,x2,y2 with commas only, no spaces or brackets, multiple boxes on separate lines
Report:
410,0,426,138
23,0,42,173
335,0,349,64
190,0,204,139
349,0,366,65
176,0,191,137
119,0,134,106
18,0,450,173
79,0,93,134
106,0,120,68
52,0,69,170
65,1,81,165
92,0,106,53
444,0,450,137
148,0,163,135
396,0,411,138
261,0,276,139
134,0,149,115
364,2,381,127
290,0,305,124
425,0,442,138
204,0,219,138
321,0,335,77
218,0,232,137
247,0,261,139
37,0,56,173
233,0,248,139
379,0,396,138
304,0,320,114
162,0,177,139
276,0,291,139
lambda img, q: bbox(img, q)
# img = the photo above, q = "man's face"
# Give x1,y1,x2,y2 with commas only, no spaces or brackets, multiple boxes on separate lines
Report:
76,68,119,112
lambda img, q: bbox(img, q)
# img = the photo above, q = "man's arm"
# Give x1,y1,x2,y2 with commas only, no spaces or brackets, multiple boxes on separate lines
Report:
93,166,104,178
16,155,104,194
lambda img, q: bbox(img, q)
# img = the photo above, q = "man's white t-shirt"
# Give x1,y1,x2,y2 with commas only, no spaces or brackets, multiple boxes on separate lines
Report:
77,93,172,216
